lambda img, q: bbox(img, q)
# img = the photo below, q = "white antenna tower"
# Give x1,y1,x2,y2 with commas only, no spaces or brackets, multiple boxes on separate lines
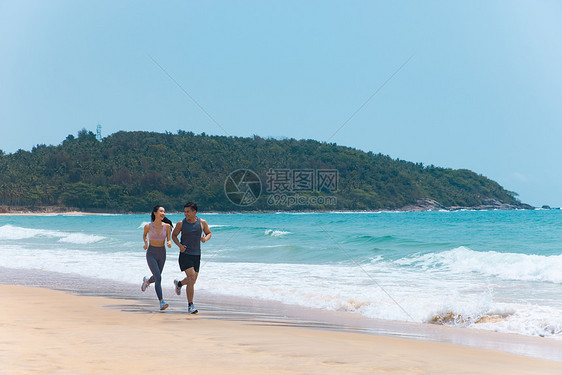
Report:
96,124,102,141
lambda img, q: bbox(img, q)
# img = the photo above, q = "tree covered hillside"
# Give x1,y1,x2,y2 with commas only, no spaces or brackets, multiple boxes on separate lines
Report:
0,130,530,212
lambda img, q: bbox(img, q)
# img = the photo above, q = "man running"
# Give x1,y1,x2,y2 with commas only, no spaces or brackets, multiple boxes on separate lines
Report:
172,202,212,314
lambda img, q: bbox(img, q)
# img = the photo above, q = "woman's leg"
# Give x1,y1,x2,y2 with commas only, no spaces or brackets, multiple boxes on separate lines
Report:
146,249,163,301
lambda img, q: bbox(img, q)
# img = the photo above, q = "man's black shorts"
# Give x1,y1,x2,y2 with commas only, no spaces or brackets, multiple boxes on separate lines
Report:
179,253,201,272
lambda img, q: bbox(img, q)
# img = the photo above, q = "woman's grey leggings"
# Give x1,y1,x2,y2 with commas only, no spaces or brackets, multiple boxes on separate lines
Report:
146,245,166,300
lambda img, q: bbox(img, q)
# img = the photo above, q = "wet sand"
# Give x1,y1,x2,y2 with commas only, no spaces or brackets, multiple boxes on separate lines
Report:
2,283,562,375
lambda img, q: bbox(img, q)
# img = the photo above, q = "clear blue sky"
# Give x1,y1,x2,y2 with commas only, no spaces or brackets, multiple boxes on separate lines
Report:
1,1,561,207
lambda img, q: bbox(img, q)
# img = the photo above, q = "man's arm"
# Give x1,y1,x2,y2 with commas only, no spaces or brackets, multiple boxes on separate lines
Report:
172,221,186,252
200,219,212,243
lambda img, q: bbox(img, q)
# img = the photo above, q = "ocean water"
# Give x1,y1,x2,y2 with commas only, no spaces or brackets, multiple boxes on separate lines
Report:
1,210,561,340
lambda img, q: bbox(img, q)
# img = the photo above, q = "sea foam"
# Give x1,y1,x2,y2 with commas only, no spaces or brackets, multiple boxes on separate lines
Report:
58,233,105,244
397,246,562,284
265,229,291,237
0,224,105,245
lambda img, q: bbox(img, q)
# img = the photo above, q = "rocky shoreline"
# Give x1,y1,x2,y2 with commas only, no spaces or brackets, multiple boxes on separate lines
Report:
0,199,539,215
400,198,536,212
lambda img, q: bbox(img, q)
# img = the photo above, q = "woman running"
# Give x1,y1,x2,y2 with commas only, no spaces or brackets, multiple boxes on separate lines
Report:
141,205,172,310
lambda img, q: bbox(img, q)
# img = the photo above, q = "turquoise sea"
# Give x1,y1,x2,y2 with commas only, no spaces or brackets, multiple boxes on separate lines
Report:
1,210,561,340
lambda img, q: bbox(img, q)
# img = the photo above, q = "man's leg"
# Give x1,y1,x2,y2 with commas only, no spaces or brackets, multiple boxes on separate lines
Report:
181,268,199,304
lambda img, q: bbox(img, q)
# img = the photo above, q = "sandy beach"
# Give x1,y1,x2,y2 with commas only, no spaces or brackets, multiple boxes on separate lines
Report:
2,285,562,375
0,211,112,216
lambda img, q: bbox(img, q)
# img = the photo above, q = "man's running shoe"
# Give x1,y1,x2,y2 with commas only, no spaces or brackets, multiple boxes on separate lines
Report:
188,304,198,314
141,276,149,292
174,279,182,296
160,300,169,310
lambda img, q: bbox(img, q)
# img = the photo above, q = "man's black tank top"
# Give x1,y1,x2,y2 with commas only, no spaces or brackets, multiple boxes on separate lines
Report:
180,217,202,255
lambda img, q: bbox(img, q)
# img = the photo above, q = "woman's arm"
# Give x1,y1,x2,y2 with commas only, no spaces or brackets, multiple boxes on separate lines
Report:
143,224,150,250
166,224,172,248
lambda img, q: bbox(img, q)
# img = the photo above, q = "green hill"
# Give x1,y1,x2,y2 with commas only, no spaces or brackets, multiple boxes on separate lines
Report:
0,130,531,212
